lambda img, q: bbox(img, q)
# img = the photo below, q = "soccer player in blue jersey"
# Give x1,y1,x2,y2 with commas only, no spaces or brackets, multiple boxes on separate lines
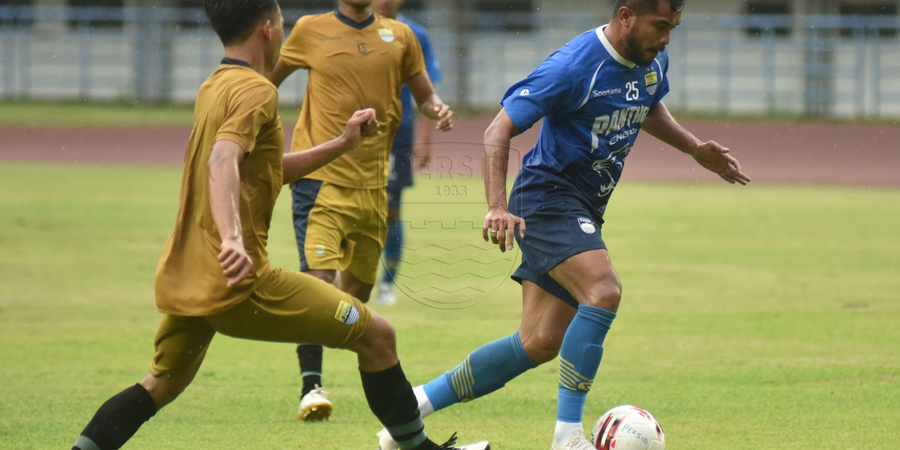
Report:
378,1,751,449
372,0,443,306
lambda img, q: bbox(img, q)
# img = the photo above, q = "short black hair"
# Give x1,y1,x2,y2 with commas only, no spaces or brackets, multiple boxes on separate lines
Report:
203,0,280,46
614,0,685,15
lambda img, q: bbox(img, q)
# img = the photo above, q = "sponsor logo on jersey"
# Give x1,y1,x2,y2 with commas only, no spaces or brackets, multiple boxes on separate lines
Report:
645,71,659,95
334,301,360,325
379,27,395,42
592,105,651,139
520,89,530,96
578,217,597,234
593,88,622,98
358,43,367,54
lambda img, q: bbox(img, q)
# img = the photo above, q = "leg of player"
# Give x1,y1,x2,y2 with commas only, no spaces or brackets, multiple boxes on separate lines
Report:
376,190,403,305
72,353,206,450
340,269,376,303
546,249,621,450
296,269,338,421
378,282,573,450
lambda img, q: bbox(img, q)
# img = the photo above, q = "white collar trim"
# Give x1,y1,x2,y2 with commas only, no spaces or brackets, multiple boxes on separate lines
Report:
596,25,637,69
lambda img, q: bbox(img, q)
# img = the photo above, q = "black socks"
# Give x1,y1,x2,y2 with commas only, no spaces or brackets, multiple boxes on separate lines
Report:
72,383,157,450
297,344,324,396
360,362,433,450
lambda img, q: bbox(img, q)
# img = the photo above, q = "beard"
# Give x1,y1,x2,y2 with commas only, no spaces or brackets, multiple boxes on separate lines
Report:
622,31,655,67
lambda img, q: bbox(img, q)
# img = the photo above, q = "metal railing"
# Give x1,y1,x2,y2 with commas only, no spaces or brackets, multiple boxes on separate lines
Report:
1,6,900,118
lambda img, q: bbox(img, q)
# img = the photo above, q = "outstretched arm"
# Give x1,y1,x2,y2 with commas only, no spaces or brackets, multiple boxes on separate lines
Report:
643,102,751,185
406,72,454,132
282,108,380,185
266,59,297,88
482,108,526,252
208,141,253,287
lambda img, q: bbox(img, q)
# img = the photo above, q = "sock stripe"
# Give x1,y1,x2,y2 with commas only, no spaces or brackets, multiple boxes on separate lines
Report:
387,417,425,436
395,431,428,450
74,436,101,450
300,371,322,377
559,357,594,392
450,356,475,402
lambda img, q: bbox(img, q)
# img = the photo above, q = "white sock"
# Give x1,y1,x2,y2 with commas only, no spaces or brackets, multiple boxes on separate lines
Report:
413,385,434,417
552,421,583,447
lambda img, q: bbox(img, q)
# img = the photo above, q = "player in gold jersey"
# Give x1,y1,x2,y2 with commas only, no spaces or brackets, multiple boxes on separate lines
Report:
266,0,454,421
70,2,481,450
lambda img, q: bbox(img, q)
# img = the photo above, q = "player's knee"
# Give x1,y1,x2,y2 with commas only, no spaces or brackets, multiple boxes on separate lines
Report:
140,373,188,410
519,332,561,366
351,314,397,361
583,281,622,312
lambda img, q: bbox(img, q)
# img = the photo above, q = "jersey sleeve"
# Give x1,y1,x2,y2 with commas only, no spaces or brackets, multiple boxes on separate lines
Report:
651,51,671,106
500,54,583,133
414,26,442,84
279,17,310,69
401,24,427,82
215,82,279,155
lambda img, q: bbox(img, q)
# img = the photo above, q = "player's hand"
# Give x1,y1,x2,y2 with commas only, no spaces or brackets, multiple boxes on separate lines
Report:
340,108,380,150
422,100,454,132
413,142,432,169
692,141,751,185
218,238,253,287
483,206,526,252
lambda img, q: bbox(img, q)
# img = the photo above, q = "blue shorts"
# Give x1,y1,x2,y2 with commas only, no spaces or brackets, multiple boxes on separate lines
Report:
387,122,415,192
509,198,607,308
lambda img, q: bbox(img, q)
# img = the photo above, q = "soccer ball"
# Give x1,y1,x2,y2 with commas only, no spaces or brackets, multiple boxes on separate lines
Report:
590,405,665,450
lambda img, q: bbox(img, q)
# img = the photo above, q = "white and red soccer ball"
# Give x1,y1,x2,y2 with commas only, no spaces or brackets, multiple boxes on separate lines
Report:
590,405,665,450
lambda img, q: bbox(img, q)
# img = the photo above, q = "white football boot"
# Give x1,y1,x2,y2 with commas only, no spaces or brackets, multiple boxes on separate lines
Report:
297,385,332,421
550,429,594,450
377,430,490,450
374,282,397,305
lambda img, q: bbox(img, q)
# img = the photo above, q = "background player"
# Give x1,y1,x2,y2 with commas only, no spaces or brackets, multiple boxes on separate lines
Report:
378,1,751,449
371,0,443,306
70,2,477,450
266,0,453,421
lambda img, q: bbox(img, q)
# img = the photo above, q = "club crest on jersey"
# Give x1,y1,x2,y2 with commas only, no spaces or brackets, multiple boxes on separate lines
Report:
379,27,395,42
334,301,360,326
645,71,659,95
578,218,597,234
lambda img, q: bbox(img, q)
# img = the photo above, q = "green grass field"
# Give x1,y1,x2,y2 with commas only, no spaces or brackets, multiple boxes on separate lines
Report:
1,162,898,449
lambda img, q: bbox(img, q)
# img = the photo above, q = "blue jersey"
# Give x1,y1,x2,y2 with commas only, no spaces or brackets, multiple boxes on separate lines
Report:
395,15,442,152
389,15,442,190
504,26,670,220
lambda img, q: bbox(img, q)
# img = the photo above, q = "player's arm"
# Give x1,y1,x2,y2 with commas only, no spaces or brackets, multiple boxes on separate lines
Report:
413,115,435,168
208,141,253,287
643,101,751,185
406,72,454,132
482,108,526,252
282,108,380,185
265,59,298,88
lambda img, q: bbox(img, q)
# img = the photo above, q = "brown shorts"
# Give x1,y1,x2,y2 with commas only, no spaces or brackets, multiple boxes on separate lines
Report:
149,267,371,378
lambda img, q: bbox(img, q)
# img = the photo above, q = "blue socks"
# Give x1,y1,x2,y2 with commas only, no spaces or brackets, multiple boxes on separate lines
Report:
423,332,535,411
556,305,616,423
382,218,404,284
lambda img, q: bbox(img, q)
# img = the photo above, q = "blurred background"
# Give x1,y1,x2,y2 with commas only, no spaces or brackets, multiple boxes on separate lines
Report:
2,0,899,118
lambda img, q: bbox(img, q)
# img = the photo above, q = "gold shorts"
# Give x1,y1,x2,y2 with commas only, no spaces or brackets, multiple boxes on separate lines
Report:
291,179,387,285
149,267,371,378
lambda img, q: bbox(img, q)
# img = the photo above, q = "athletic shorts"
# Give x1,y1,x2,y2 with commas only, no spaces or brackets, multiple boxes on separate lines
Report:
291,179,388,285
149,267,371,378
509,197,607,308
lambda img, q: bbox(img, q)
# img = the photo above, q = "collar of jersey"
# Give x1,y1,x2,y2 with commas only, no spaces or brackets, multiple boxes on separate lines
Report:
596,25,637,69
220,57,252,69
334,10,375,30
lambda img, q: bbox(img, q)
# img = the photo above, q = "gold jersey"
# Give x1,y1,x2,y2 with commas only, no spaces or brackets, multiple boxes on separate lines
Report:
280,12,426,189
155,61,284,316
